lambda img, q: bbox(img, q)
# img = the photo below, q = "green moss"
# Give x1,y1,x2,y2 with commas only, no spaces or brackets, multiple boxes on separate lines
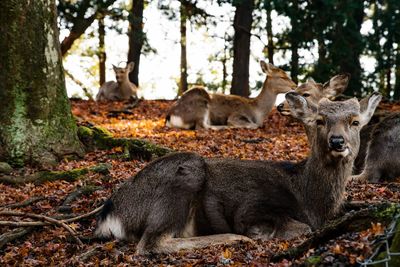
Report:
77,125,171,160
305,256,321,266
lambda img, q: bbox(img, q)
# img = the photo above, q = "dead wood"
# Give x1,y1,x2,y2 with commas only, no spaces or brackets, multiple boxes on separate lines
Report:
0,163,110,186
0,210,83,245
0,227,35,249
77,125,171,160
58,185,103,213
1,196,45,209
271,203,400,262
0,205,103,248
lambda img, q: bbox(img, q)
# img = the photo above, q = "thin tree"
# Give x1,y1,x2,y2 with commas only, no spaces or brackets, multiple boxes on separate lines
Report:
178,0,189,95
231,0,254,97
98,13,106,86
0,0,83,167
127,0,145,86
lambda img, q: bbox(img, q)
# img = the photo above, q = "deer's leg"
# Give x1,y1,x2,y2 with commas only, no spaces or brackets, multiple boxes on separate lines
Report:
227,113,259,129
137,233,253,255
274,218,311,239
203,194,232,233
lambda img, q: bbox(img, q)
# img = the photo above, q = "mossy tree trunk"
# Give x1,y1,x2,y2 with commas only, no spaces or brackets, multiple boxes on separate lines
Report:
0,0,84,167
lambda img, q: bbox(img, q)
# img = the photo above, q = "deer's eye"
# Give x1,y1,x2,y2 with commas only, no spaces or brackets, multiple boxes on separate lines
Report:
302,93,311,97
316,119,325,126
351,120,360,126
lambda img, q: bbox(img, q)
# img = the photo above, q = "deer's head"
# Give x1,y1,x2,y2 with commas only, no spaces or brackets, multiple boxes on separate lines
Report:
260,61,297,94
286,92,381,160
278,74,350,116
113,62,135,83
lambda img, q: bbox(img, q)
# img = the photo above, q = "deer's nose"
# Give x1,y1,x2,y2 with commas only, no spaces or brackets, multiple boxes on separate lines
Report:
277,103,284,112
329,135,345,151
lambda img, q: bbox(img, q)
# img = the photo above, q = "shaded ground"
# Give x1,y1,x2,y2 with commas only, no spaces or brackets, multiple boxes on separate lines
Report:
1,99,400,266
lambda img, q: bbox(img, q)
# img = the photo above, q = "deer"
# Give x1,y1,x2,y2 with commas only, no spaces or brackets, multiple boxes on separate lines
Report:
277,76,400,183
165,61,297,130
350,107,400,183
96,62,138,101
95,92,381,255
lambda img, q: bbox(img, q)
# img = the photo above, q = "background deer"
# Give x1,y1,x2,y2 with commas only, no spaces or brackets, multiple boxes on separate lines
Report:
96,93,381,255
165,61,297,129
276,73,350,115
278,77,400,183
96,62,138,101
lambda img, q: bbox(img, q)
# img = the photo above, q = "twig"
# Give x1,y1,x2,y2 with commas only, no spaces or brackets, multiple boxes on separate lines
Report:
0,211,83,245
2,196,45,208
0,227,35,249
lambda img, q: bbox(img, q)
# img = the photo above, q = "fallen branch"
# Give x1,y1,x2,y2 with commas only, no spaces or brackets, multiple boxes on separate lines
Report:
78,125,171,160
0,205,103,248
0,227,35,249
0,163,110,186
271,203,400,262
58,186,103,213
2,196,45,208
0,211,83,245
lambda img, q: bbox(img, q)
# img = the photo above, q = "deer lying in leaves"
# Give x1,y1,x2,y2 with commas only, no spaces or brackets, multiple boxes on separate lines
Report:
95,92,381,255
278,76,400,183
96,62,138,101
165,61,297,129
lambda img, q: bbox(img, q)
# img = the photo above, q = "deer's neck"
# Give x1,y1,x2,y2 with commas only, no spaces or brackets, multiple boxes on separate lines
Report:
297,153,354,229
253,78,277,115
118,79,135,97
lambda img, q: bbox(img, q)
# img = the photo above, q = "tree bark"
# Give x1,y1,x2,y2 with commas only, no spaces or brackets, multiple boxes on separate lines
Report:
127,0,144,87
0,0,84,167
394,47,400,100
266,2,274,65
231,0,254,97
289,0,299,84
178,1,189,96
98,14,106,86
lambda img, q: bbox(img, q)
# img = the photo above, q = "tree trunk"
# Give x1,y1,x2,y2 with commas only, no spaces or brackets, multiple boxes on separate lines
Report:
127,0,144,87
178,1,188,96
231,0,254,97
0,0,84,167
336,0,364,96
98,14,106,86
394,47,400,100
289,0,299,84
266,2,274,65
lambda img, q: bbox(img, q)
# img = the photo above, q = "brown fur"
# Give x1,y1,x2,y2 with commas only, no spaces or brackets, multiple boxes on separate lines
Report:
166,61,297,129
96,93,381,255
96,62,138,101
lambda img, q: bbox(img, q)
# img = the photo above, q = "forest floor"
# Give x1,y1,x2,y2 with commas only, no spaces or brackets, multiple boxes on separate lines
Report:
1,99,400,266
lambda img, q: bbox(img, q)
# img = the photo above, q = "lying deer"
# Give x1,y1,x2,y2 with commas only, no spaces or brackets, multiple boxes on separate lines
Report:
278,77,400,183
96,92,381,254
351,105,400,183
96,62,138,101
165,61,297,129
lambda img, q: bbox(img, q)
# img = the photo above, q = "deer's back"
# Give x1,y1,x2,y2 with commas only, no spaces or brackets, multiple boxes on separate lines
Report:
201,158,307,233
209,94,253,124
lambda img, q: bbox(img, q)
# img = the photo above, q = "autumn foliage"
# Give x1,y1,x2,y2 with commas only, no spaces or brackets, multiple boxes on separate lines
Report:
1,99,400,266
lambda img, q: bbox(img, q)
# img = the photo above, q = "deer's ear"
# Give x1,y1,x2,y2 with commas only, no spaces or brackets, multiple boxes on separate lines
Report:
359,92,382,127
112,65,118,72
176,162,204,191
127,62,135,72
285,92,316,126
260,60,268,73
322,73,350,99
